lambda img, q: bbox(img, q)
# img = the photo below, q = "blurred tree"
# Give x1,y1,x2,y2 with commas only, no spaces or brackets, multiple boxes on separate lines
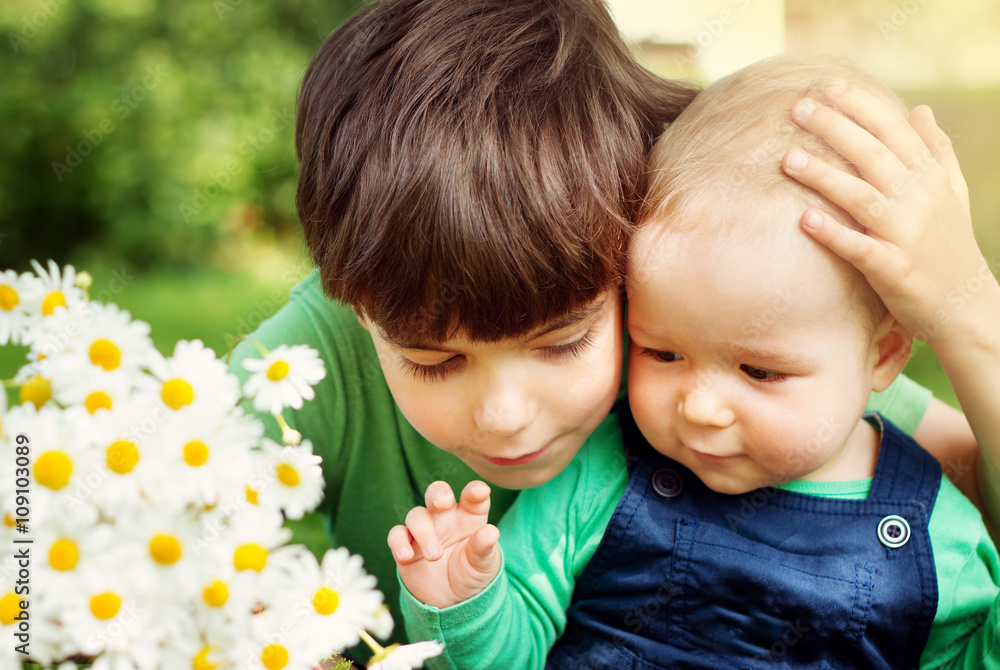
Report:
0,0,357,271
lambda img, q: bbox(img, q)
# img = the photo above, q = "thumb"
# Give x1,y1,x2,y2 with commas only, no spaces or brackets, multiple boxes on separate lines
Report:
466,524,501,574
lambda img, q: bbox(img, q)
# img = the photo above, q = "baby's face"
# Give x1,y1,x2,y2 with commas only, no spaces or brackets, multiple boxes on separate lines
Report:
625,219,882,495
363,290,624,490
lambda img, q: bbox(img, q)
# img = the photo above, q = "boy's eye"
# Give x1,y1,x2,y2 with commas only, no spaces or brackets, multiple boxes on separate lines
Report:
740,364,789,383
539,329,596,362
640,349,683,363
400,355,464,383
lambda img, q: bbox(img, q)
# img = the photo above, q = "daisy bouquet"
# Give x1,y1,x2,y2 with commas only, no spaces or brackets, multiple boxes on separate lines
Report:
0,262,442,670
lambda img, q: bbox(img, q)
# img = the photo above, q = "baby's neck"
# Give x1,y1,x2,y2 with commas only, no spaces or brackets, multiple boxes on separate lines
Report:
800,417,881,483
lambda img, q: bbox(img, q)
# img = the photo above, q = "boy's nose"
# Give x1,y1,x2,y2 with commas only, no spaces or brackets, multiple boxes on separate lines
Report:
474,381,534,437
678,378,735,428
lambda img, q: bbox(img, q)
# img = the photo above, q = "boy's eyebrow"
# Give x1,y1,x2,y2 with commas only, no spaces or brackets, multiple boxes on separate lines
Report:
383,300,606,352
730,341,804,367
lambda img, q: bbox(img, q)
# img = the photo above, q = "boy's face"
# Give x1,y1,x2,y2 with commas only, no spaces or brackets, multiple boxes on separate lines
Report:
362,290,623,489
625,215,884,495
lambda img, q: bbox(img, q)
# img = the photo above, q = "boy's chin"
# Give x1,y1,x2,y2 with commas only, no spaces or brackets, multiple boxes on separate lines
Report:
468,462,563,491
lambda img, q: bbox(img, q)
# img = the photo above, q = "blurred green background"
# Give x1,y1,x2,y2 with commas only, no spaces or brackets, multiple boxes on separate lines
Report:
2,2,998,459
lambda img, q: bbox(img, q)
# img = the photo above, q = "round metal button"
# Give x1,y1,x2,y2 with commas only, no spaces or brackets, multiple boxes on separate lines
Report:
652,468,683,498
877,514,911,549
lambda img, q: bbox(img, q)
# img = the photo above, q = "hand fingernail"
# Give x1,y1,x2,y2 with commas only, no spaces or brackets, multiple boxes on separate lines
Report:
427,543,441,559
826,82,848,97
803,210,823,230
791,98,816,121
785,149,808,172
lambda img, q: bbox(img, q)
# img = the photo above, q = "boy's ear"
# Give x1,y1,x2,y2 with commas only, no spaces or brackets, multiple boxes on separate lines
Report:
870,312,914,393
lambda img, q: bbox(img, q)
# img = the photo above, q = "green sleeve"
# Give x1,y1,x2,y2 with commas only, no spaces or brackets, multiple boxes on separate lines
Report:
865,373,933,436
401,414,629,670
921,476,1000,669
228,270,519,651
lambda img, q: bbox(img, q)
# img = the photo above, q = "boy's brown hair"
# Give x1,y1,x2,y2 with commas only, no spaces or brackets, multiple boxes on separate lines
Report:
296,0,697,342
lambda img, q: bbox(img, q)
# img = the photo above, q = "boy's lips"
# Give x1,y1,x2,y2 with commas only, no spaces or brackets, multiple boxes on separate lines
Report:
483,439,556,466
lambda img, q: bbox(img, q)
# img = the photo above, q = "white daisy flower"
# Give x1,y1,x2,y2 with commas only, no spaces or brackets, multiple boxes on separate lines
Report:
151,339,240,413
51,367,133,415
242,344,326,415
146,406,260,508
42,302,157,383
54,566,160,670
368,640,445,670
239,605,332,670
0,404,100,526
120,507,212,602
253,438,324,520
35,520,115,592
0,268,40,345
82,395,163,514
29,258,86,318
281,547,383,651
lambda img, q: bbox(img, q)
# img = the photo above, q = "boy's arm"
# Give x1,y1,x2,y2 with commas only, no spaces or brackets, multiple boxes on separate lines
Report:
393,437,626,669
782,86,1000,533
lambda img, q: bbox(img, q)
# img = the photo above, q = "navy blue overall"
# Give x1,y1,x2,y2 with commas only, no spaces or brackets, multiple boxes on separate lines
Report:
546,400,941,670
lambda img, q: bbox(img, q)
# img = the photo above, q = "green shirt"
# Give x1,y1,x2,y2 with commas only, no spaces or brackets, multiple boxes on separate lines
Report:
228,270,952,655
402,412,1000,670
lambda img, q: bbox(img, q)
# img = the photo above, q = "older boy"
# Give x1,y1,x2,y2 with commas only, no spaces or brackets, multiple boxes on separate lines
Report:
394,56,999,668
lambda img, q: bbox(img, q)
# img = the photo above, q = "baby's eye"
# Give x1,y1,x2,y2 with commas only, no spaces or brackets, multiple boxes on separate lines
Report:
640,349,683,363
740,364,789,383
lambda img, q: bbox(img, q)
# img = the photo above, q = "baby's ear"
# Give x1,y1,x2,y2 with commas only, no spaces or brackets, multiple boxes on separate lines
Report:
871,312,914,392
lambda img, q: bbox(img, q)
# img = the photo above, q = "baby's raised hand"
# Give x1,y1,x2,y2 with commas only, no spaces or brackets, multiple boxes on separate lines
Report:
387,480,501,609
782,83,994,346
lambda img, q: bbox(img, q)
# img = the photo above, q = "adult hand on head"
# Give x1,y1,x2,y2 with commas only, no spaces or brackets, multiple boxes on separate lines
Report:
781,83,990,347
387,480,501,609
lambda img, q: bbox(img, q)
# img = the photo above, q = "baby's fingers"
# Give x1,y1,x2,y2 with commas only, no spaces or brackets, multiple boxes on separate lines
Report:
404,506,444,561
387,524,419,563
458,480,491,517
424,480,457,513
465,524,501,576
783,149,889,232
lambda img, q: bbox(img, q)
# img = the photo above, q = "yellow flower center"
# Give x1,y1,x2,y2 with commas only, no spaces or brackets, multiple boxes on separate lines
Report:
85,391,113,414
234,543,268,572
245,485,259,505
106,440,140,474
89,592,121,620
19,376,51,409
3,513,16,528
89,339,122,371
193,646,219,670
0,593,23,626
183,440,209,467
313,587,340,616
41,290,67,316
149,534,182,565
161,378,195,410
34,451,73,490
266,360,290,381
276,463,300,487
0,285,19,311
49,538,79,571
202,580,229,608
261,644,289,670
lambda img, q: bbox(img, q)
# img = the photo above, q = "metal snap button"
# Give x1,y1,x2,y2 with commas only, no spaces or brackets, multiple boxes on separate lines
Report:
652,468,683,498
877,515,911,549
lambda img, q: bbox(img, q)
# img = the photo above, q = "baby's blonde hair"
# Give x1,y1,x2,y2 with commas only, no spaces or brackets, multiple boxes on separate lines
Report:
641,54,905,331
